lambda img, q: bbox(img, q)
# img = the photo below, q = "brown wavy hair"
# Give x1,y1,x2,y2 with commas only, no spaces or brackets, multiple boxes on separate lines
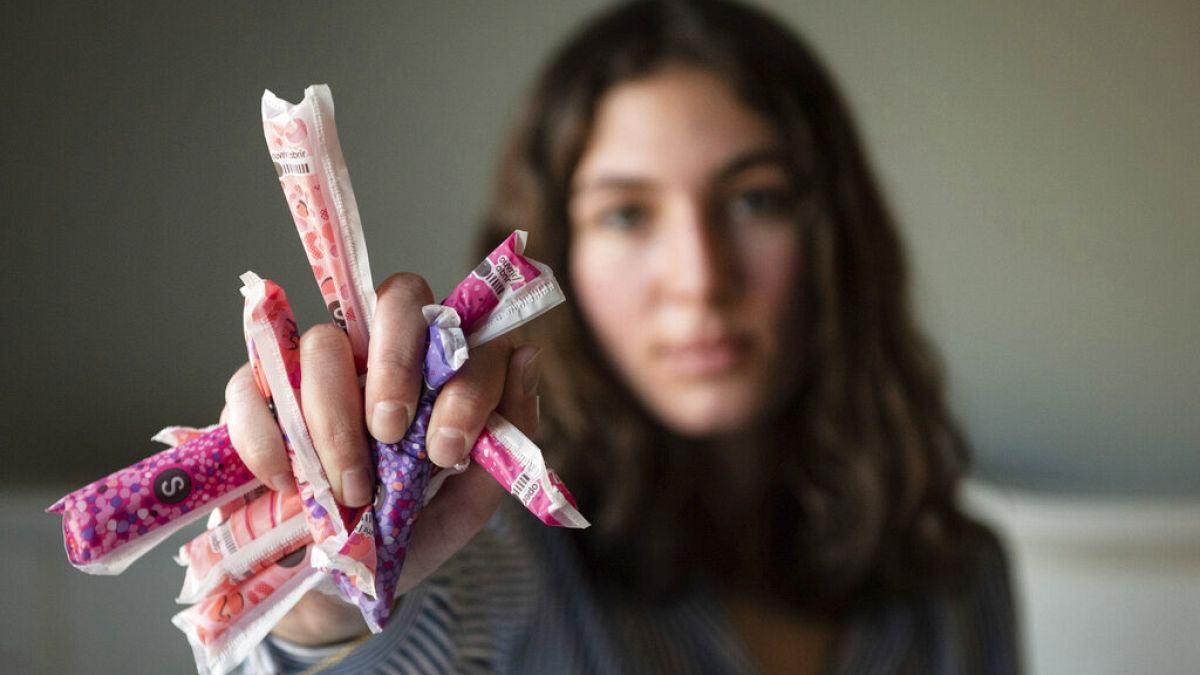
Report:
477,0,988,613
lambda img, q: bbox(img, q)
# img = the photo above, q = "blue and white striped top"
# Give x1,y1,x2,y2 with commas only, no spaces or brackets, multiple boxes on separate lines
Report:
247,503,1019,674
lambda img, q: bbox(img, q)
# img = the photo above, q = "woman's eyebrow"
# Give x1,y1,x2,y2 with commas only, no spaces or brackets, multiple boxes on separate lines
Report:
571,175,653,196
572,147,788,196
710,147,790,186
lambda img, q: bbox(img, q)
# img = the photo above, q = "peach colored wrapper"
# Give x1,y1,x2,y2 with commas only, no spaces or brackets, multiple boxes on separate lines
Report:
173,544,323,675
240,272,377,597
176,487,309,603
262,85,373,373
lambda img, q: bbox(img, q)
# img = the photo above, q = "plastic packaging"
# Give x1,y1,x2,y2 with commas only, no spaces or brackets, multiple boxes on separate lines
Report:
262,85,374,372
175,487,309,603
472,413,589,528
173,544,323,675
240,272,377,596
47,426,259,574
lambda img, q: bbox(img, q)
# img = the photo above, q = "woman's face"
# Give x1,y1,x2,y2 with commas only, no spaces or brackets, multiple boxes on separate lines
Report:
569,66,804,438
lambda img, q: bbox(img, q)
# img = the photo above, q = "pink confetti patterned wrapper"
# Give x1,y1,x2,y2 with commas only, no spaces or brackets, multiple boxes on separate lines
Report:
444,230,565,347
47,426,260,574
472,413,589,529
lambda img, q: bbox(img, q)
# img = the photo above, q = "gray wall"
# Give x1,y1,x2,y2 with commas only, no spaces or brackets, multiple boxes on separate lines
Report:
4,1,1197,494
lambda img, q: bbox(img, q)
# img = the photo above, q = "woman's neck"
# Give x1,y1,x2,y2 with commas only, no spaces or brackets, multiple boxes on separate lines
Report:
723,591,838,675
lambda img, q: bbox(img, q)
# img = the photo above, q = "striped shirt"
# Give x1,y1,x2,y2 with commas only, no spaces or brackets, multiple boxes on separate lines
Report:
247,503,1019,674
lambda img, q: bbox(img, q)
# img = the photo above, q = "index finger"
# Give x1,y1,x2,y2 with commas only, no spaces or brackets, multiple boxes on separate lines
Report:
364,273,435,443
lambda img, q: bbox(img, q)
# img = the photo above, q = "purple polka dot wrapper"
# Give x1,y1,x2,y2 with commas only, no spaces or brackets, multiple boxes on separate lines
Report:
334,308,467,631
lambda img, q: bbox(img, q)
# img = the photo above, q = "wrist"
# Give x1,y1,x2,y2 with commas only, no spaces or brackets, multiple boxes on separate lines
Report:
269,589,369,646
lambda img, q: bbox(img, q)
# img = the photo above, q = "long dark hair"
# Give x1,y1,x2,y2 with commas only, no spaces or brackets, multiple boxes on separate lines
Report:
479,0,987,613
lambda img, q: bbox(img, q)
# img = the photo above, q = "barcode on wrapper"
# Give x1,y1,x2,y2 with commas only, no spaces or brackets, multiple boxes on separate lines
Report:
278,161,311,176
510,472,540,505
209,522,239,557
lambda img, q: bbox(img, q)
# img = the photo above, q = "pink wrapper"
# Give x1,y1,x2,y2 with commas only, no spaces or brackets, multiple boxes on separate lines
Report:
473,413,588,528
47,426,260,574
445,230,564,347
262,85,374,372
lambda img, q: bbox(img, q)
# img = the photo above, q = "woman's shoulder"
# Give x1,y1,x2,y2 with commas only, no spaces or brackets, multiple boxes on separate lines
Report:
832,525,1021,675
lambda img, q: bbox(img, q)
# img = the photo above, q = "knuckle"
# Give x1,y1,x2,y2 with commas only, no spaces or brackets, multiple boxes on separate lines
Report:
300,323,349,359
480,335,514,359
471,337,515,373
377,272,434,306
321,421,366,464
371,340,424,376
300,321,348,353
439,384,492,412
224,364,254,403
234,428,282,467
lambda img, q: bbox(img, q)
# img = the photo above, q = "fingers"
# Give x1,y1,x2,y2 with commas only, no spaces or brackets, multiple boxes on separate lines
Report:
364,273,434,443
497,344,542,439
300,324,373,507
426,337,514,468
225,363,291,492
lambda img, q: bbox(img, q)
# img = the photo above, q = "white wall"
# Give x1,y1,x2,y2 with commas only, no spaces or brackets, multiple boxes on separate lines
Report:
966,481,1200,674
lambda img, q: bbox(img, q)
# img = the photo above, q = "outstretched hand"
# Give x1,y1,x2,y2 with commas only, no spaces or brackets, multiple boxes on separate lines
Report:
222,272,541,645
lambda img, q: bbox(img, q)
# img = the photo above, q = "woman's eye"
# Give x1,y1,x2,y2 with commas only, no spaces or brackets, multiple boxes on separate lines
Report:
728,188,795,222
600,204,646,230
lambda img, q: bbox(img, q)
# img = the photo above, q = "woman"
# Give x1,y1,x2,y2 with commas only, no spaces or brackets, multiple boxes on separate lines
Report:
225,1,1018,673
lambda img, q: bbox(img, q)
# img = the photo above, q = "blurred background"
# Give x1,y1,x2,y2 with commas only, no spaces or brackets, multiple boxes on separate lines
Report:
2,1,1197,673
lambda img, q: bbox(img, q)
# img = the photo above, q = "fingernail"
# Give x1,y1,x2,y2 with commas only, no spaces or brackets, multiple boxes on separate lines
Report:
270,472,294,493
520,348,542,397
429,427,468,466
341,466,374,507
371,400,413,442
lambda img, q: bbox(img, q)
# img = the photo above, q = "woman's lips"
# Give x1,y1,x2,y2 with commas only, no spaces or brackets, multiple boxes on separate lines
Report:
655,336,748,377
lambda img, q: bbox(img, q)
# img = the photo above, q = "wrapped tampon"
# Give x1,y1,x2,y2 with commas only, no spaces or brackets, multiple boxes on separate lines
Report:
240,272,377,595
330,305,467,630
47,426,259,574
473,413,588,529
175,487,309,603
173,544,323,675
444,230,565,347
262,85,373,372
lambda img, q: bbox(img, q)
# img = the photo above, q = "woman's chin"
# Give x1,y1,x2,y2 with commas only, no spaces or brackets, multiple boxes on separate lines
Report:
646,386,766,439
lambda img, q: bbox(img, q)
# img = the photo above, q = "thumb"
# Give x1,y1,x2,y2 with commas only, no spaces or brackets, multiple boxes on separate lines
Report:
496,344,541,439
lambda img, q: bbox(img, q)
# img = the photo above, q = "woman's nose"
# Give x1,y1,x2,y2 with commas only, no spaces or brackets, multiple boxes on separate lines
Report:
660,202,734,304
